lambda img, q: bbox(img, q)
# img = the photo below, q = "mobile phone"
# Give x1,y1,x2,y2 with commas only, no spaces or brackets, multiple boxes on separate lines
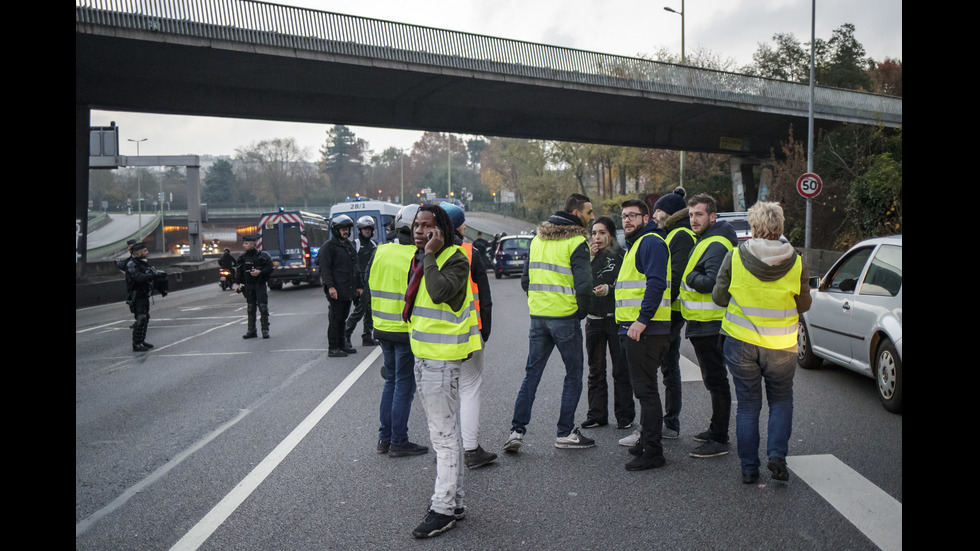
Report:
427,232,434,240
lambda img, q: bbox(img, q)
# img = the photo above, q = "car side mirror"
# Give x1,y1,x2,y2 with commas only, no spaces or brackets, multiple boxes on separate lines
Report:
809,276,820,289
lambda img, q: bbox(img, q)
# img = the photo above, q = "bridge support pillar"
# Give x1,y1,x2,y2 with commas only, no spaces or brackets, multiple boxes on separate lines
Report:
729,156,773,211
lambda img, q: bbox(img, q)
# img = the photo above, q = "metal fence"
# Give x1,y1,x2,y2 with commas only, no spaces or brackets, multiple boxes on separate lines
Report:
76,0,901,125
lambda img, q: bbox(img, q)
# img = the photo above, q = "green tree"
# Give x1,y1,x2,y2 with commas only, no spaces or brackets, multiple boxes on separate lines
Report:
744,24,876,91
203,158,236,205
744,32,812,82
820,23,873,91
320,125,367,196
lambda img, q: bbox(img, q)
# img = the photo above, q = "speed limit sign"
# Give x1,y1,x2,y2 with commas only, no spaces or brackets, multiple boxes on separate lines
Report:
797,173,822,198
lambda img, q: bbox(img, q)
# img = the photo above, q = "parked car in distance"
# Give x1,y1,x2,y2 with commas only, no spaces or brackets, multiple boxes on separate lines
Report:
797,235,903,413
493,234,533,279
715,212,752,242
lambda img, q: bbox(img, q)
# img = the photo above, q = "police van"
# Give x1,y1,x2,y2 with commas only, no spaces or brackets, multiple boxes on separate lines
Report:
328,199,403,243
257,209,330,289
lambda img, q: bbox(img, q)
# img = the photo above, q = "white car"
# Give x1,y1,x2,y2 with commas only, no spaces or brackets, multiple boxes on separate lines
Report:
797,235,903,413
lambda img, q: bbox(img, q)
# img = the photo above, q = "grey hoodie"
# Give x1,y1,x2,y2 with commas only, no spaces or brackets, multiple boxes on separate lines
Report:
712,238,812,331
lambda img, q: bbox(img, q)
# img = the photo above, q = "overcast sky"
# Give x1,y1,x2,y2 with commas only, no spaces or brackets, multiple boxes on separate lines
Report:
90,0,902,159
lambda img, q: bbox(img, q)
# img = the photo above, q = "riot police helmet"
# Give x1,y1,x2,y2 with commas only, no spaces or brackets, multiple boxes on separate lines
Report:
394,204,420,232
356,215,376,229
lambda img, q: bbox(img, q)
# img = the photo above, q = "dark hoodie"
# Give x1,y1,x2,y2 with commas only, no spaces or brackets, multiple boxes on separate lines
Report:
620,218,671,336
656,207,695,308
521,211,593,319
684,219,739,338
712,238,812,343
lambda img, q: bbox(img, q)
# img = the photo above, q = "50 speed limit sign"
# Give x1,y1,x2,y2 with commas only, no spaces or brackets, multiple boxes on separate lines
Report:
797,172,822,198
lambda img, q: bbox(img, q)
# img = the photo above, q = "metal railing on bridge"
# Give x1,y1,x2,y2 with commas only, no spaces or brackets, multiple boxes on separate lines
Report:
76,0,900,127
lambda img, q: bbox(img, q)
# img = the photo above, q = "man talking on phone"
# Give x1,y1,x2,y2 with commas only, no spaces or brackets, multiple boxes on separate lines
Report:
404,204,481,538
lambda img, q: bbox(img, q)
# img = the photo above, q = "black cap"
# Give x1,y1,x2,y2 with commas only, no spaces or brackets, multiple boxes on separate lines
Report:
131,242,147,252
243,235,257,242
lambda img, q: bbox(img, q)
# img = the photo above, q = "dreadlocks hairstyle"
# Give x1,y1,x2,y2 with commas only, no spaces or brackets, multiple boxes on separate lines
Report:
415,203,457,253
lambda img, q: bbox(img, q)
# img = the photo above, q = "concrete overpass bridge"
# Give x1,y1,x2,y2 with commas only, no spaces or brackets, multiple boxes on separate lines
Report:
75,0,901,275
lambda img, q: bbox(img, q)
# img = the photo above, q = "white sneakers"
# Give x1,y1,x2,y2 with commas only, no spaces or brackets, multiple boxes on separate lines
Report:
618,429,640,447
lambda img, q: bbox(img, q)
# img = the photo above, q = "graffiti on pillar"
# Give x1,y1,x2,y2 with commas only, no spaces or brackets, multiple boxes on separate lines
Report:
76,218,83,263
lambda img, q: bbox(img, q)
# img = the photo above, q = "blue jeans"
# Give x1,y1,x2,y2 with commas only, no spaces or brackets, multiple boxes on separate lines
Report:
511,317,584,438
378,339,416,445
724,337,796,475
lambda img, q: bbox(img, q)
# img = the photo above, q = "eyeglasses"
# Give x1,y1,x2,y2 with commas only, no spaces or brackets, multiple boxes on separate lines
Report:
621,212,643,221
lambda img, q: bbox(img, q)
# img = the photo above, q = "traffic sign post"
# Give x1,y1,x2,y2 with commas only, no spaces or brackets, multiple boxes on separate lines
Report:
797,172,822,198
798,172,822,249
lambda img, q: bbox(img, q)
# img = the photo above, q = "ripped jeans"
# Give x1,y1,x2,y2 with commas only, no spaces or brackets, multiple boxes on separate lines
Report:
415,357,464,516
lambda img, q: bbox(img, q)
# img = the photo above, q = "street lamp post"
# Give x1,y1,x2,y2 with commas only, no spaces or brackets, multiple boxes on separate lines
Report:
664,2,685,188
128,138,147,239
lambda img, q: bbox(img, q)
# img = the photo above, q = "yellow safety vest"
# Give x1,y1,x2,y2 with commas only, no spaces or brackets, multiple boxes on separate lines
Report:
666,226,696,311
615,232,672,324
369,242,415,334
680,235,733,321
409,246,482,361
460,243,482,331
721,249,802,349
526,234,587,317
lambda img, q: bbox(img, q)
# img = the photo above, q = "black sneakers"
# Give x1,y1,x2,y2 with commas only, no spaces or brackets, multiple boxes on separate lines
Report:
412,510,456,538
689,440,730,458
768,457,790,481
388,441,429,457
581,419,607,429
625,452,666,471
377,439,390,454
464,446,498,469
328,349,347,357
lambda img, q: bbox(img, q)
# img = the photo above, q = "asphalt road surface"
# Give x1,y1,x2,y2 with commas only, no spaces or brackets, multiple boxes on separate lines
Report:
77,237,901,551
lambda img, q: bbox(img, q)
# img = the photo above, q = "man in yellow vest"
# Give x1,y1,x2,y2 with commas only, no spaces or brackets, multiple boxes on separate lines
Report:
711,201,810,484
441,202,498,470
370,204,428,458
680,193,738,458
503,193,595,452
405,204,481,538
650,188,695,441
616,199,672,471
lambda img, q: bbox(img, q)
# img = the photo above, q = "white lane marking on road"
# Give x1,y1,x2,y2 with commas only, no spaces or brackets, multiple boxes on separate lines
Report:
680,354,701,382
788,454,902,551
75,409,251,537
168,347,382,551
76,320,127,333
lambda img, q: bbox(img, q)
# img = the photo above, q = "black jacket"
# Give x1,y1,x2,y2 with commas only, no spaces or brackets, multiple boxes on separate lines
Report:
317,237,362,301
588,246,623,318
684,219,738,337
235,249,274,287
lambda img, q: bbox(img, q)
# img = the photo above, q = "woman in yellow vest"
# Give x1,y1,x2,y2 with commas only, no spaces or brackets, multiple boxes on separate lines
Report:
404,204,481,538
711,202,811,485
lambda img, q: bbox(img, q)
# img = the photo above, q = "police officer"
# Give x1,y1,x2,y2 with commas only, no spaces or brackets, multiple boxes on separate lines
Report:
236,235,274,339
126,242,157,352
344,215,379,348
317,215,362,357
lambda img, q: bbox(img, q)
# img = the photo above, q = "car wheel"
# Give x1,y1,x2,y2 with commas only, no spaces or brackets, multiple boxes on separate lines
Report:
269,281,283,290
797,320,821,369
495,270,502,279
875,339,902,414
